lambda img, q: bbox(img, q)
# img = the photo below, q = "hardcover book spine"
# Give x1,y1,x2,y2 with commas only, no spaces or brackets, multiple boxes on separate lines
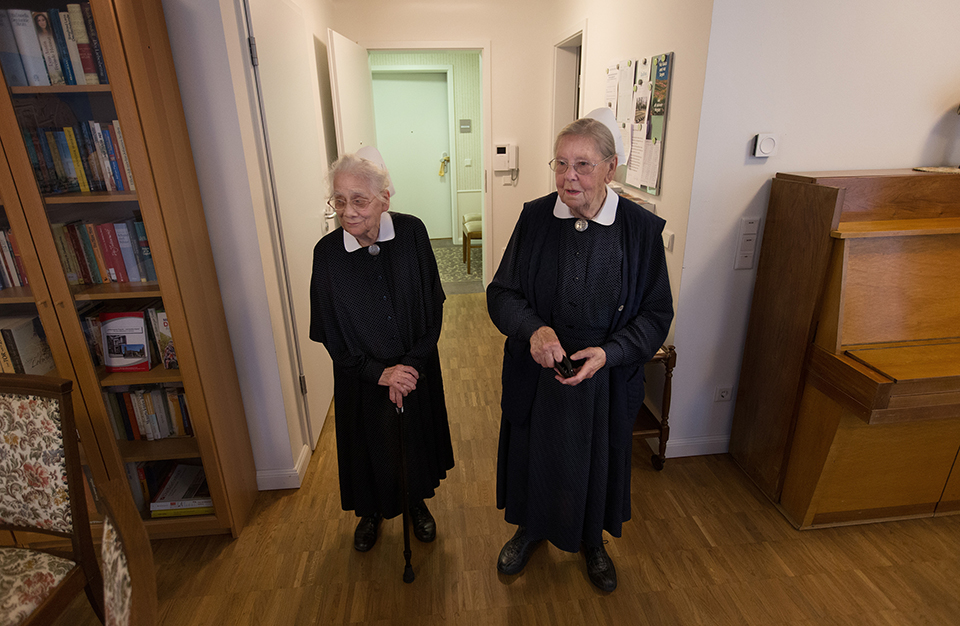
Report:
79,2,106,84
112,121,135,191
0,10,28,87
67,4,98,84
62,127,90,193
57,10,85,85
46,9,74,85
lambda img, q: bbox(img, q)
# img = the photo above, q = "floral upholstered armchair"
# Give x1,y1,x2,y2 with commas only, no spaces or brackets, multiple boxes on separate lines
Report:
0,374,103,626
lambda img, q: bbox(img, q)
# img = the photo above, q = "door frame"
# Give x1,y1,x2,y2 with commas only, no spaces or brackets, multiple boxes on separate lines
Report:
370,65,458,243
552,21,588,190
364,40,492,283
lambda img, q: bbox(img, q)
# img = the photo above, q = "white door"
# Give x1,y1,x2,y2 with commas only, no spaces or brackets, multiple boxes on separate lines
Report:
327,29,377,153
372,72,453,239
249,0,331,447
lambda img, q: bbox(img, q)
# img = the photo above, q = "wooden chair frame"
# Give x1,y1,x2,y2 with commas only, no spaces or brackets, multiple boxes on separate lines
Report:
0,374,104,624
97,476,157,626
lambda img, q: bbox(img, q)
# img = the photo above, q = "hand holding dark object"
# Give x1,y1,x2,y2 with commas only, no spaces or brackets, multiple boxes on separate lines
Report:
380,365,419,408
555,355,577,378
557,347,606,386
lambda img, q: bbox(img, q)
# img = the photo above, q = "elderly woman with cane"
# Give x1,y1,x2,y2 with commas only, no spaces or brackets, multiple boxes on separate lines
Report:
487,109,673,592
309,147,454,566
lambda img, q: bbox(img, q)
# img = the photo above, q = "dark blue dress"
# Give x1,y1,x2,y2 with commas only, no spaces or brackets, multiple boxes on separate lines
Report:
488,192,672,551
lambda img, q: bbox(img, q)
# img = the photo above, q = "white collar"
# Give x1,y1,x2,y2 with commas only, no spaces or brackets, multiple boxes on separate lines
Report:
553,184,618,226
343,212,396,252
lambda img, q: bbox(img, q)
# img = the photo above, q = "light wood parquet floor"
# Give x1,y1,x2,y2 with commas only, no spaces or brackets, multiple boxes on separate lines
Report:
55,292,960,625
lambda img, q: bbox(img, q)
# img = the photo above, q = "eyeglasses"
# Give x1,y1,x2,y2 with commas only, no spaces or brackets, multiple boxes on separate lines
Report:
548,155,614,175
327,195,374,212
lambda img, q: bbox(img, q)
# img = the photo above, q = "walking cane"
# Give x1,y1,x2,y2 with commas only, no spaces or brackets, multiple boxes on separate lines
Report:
397,405,415,583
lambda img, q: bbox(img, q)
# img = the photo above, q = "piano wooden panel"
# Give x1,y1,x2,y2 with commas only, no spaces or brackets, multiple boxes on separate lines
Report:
731,169,960,529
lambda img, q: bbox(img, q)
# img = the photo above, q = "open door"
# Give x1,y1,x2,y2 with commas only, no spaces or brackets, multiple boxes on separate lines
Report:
327,29,377,153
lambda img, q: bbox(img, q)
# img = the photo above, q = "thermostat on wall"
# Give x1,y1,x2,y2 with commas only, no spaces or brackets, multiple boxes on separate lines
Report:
753,133,779,157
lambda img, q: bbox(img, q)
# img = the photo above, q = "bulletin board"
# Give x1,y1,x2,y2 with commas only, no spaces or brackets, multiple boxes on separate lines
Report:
603,52,673,196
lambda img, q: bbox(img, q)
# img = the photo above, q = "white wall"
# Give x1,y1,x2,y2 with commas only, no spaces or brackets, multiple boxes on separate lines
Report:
162,0,317,488
673,0,960,456
162,0,960,487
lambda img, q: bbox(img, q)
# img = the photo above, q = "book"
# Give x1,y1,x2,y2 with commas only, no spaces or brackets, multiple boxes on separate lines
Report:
125,219,146,281
112,222,141,282
90,121,115,192
150,464,211,511
76,123,104,191
112,121,135,191
6,231,27,286
21,129,48,193
47,9,76,85
102,390,123,439
33,11,63,85
95,222,126,282
6,9,48,86
57,10,85,85
34,128,62,192
73,222,101,283
121,391,141,440
84,223,110,283
124,462,146,513
0,316,54,375
140,388,163,438
52,130,79,192
101,125,124,191
100,310,151,373
132,221,156,281
156,309,176,369
130,389,155,440
63,223,93,284
79,2,106,84
0,10,27,87
165,388,186,436
150,506,214,518
0,231,20,288
66,4,97,84
62,127,90,193
0,328,15,372
150,388,175,435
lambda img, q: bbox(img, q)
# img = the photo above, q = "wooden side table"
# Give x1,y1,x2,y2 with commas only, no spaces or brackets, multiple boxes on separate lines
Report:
633,345,676,470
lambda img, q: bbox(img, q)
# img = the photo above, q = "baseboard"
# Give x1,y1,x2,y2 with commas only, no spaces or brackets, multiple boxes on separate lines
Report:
639,434,729,458
255,443,312,490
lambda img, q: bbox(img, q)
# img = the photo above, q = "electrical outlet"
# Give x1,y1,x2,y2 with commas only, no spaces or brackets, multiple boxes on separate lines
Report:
714,386,732,402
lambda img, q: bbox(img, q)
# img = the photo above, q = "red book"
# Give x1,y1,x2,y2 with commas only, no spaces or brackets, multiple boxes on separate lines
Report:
95,223,128,282
6,231,28,285
121,391,141,440
63,223,93,284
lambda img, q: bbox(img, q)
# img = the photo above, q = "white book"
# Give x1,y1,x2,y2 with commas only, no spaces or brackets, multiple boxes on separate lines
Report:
6,9,48,86
0,11,28,87
32,11,63,85
90,122,116,192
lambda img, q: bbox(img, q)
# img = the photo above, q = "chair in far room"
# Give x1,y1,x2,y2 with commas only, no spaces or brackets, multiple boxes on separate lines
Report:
97,475,157,626
461,213,483,274
0,374,104,626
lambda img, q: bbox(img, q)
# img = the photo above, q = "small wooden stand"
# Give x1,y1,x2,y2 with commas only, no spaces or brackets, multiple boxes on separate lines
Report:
633,345,676,470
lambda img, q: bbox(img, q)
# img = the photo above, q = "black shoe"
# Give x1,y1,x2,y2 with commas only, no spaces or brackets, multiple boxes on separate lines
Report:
584,543,617,592
497,526,543,575
409,500,436,542
354,514,382,552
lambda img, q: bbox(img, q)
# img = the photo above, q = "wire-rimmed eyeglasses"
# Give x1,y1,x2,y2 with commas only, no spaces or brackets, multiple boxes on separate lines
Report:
548,155,614,175
327,195,374,212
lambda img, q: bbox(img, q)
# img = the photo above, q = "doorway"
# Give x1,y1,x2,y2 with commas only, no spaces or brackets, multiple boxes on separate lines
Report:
371,68,456,240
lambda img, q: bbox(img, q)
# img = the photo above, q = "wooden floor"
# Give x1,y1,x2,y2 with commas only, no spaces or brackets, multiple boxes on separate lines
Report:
56,292,960,625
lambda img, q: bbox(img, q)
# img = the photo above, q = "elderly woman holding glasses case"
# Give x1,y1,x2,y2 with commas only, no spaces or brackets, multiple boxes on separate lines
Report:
487,109,673,592
309,147,454,555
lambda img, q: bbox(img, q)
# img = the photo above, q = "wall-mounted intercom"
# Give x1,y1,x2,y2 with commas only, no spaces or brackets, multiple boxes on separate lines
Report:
494,143,518,171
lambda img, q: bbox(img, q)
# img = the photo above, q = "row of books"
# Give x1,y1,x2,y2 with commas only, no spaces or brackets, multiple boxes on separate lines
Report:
79,299,177,372
52,218,155,287
104,383,192,442
124,461,212,518
0,314,55,375
0,228,28,290
22,120,135,195
0,5,107,88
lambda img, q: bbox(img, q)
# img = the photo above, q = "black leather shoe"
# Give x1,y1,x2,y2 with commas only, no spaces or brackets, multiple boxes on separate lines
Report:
409,500,436,542
584,543,617,592
497,526,543,575
354,514,382,552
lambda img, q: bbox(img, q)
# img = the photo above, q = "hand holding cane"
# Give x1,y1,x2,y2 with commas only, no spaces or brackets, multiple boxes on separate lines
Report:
397,405,415,583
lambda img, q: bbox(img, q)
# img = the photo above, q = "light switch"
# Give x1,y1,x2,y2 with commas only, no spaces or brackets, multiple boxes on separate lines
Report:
662,229,674,252
734,217,762,270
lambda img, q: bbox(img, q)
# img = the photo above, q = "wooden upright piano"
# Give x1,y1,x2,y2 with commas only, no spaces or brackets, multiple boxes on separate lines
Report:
730,169,960,528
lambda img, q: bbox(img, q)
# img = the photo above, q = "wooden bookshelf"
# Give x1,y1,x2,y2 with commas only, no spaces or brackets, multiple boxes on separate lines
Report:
0,0,256,538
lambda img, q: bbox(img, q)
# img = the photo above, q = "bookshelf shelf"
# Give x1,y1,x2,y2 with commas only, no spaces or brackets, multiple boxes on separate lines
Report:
10,85,112,95
44,190,137,204
0,285,34,303
0,0,256,539
98,362,182,387
116,437,199,462
72,281,161,300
